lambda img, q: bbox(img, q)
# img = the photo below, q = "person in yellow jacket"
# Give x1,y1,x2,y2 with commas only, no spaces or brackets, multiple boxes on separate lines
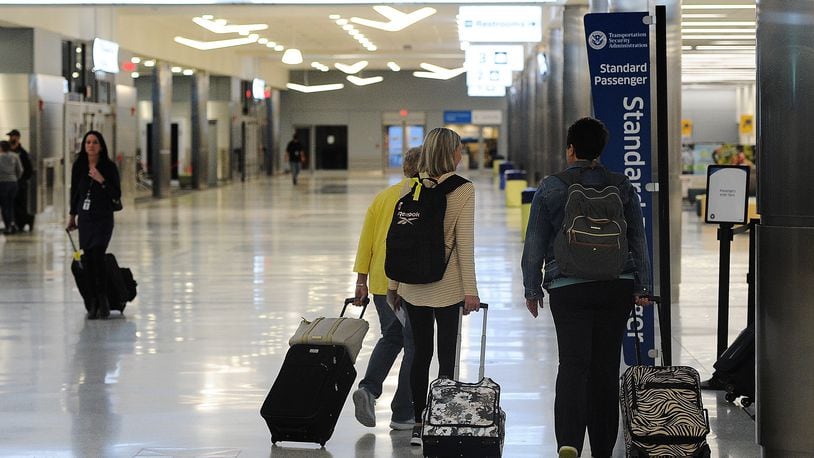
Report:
351,147,422,430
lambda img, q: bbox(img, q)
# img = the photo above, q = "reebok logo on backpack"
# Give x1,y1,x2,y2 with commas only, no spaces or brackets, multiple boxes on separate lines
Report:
385,174,469,284
553,167,629,280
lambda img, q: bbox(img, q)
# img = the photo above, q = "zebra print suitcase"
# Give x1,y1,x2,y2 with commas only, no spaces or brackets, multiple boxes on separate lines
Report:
619,365,711,457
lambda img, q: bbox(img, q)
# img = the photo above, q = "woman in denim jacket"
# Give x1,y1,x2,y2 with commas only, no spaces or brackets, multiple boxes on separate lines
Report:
521,117,652,458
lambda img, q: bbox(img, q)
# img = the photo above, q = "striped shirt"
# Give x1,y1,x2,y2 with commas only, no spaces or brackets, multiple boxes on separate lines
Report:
388,172,479,308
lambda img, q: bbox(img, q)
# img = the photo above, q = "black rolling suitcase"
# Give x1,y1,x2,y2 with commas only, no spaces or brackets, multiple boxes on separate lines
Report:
260,300,367,447
68,230,137,314
712,325,755,406
421,304,506,458
620,298,711,457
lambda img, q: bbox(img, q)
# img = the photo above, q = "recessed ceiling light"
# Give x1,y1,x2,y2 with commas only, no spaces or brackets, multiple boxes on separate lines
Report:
350,30,361,37
171,66,182,73
274,45,284,52
258,38,269,45
183,69,194,76
144,60,156,67
131,72,140,78
329,14,341,20
131,57,141,64
266,42,277,48
387,62,401,72
337,19,349,25
342,24,354,31
366,45,378,52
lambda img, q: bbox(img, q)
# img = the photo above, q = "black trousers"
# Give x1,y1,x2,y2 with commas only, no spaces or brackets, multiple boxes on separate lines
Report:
78,216,114,299
404,301,460,422
548,279,634,457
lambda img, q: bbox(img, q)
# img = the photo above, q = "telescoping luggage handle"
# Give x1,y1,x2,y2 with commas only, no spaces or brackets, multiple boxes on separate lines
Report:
633,296,660,366
453,302,489,381
65,229,83,266
342,297,369,319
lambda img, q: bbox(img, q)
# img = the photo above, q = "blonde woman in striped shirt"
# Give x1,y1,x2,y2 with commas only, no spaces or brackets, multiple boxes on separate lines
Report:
387,127,480,447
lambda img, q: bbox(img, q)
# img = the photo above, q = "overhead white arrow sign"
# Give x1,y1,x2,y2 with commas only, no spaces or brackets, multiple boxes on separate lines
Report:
351,6,436,32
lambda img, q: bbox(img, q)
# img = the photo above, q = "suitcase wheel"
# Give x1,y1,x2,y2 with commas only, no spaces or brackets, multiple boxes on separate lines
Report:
725,392,737,403
741,397,753,408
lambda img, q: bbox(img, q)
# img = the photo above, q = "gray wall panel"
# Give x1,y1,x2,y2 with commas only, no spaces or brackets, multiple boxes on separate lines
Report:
682,88,739,143
0,28,34,74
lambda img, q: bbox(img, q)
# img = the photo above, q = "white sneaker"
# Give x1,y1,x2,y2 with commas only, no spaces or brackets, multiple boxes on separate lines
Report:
389,419,415,431
558,445,579,458
352,388,376,427
410,425,423,446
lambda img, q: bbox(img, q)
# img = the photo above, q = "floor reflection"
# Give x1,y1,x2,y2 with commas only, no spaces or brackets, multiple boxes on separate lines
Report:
68,318,136,457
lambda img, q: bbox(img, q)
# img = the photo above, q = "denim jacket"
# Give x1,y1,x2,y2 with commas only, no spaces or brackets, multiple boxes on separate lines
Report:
521,160,653,299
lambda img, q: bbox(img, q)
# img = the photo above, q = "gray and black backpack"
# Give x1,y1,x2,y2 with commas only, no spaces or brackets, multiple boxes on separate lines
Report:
553,167,629,280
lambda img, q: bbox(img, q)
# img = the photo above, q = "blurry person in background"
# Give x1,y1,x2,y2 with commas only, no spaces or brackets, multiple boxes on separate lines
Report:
0,140,22,235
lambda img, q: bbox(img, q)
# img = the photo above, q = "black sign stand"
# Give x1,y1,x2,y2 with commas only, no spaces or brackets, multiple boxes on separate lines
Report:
716,223,735,357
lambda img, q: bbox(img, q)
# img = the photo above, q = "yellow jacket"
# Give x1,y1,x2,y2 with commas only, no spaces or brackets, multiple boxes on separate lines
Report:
353,179,408,295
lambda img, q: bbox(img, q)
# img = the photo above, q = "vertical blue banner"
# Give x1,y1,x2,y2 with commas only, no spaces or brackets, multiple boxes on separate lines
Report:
584,12,655,366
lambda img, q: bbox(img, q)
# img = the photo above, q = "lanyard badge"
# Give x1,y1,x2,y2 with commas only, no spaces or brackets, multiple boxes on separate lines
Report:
82,189,91,211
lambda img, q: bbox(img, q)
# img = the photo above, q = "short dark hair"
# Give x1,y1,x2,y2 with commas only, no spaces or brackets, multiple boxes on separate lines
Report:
566,117,609,161
0,140,10,152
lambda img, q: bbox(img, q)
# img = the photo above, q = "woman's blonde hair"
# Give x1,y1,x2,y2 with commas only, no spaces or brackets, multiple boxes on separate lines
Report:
419,128,461,177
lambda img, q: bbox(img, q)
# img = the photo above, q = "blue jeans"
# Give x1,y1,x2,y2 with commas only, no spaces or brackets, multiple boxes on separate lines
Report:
290,161,300,184
358,294,415,422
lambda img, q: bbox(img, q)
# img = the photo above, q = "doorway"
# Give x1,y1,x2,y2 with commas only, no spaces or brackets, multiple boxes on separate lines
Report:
385,124,424,169
315,125,348,170
293,127,311,170
146,122,179,178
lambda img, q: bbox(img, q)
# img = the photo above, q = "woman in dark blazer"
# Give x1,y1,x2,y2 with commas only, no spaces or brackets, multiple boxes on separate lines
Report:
66,131,121,319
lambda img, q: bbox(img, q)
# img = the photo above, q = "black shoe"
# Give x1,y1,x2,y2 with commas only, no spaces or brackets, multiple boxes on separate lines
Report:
97,294,110,319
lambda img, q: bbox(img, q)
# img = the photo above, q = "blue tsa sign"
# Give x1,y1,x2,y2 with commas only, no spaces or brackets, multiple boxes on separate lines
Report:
584,12,656,366
443,110,472,124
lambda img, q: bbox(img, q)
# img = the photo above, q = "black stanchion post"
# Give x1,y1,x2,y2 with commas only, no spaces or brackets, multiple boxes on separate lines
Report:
655,5,672,366
747,218,758,327
717,222,734,358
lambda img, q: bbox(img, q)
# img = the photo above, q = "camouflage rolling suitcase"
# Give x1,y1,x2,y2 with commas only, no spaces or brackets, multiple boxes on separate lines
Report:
421,303,505,458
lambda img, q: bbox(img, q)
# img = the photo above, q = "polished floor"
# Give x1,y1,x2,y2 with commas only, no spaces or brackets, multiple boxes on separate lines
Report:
0,171,757,457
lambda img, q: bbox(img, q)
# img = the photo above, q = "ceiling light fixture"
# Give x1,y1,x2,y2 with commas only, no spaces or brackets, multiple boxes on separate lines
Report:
681,21,756,27
192,16,268,35
171,66,182,73
174,34,259,51
282,48,303,65
258,38,269,45
329,14,341,20
351,5,437,32
682,28,757,33
681,4,756,9
335,61,369,74
183,69,195,76
286,83,345,93
387,62,401,72
131,72,140,78
337,19,349,26
347,75,384,86
274,45,285,51
413,63,466,80
131,57,141,63
144,60,156,67
682,35,755,40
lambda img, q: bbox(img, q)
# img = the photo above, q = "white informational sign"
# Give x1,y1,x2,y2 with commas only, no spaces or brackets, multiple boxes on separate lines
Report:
458,6,542,43
467,84,506,97
466,68,513,87
252,78,266,99
705,165,750,224
472,110,503,125
92,38,119,73
465,45,525,72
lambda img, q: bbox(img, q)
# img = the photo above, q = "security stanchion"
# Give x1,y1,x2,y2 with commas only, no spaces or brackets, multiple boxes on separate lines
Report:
492,159,505,178
498,162,515,190
520,187,536,241
504,170,527,208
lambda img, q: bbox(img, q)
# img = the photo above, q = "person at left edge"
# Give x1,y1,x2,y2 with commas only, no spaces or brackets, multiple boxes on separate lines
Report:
66,131,121,320
7,129,34,232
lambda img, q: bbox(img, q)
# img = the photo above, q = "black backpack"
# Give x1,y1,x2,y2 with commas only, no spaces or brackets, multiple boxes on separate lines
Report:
385,174,469,284
553,167,629,280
